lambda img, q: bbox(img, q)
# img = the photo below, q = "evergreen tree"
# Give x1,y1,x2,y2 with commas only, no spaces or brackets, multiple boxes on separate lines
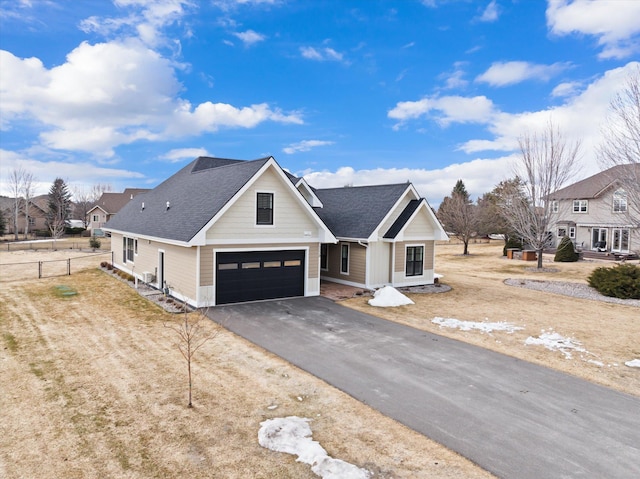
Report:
0,209,6,236
554,236,579,262
47,178,72,239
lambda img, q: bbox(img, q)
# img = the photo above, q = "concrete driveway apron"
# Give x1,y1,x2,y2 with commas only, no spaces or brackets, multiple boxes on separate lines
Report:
206,296,640,479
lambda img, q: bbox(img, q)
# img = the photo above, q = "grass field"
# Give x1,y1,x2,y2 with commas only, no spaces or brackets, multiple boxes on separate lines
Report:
1,242,637,478
0,252,494,479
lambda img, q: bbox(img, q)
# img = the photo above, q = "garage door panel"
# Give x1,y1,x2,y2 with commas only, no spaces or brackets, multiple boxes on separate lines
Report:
216,250,305,305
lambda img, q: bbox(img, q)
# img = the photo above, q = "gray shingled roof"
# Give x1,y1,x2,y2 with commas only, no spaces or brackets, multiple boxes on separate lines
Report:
550,164,640,200
105,157,270,243
313,183,410,239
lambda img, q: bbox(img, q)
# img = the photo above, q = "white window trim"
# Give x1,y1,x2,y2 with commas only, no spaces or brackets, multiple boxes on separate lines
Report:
551,200,558,213
572,199,588,213
340,243,350,275
569,227,576,239
405,244,425,278
255,191,276,227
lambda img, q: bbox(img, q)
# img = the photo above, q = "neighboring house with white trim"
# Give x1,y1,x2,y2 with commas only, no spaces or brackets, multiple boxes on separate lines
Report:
105,156,447,307
87,188,149,231
547,164,640,255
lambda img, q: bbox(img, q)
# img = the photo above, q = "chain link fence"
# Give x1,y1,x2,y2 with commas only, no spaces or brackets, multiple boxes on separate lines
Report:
0,251,113,282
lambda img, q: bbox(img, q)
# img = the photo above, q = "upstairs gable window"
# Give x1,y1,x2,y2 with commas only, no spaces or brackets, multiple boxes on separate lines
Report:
551,200,558,213
256,192,274,225
572,200,588,213
613,189,627,213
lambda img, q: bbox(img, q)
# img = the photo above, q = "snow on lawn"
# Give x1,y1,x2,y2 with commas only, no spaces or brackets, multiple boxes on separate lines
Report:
432,317,524,334
524,329,588,360
258,416,370,479
368,286,414,307
625,359,640,368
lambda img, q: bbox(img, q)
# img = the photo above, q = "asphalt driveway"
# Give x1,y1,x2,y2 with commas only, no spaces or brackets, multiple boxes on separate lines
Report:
206,296,640,479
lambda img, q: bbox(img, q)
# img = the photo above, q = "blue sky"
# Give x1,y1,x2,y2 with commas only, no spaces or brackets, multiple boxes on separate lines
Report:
1,0,639,207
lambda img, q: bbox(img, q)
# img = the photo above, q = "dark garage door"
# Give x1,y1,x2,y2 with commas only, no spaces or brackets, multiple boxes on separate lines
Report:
216,250,305,305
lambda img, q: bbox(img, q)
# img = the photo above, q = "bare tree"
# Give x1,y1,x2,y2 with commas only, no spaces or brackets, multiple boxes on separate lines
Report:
165,304,219,408
437,179,478,255
477,177,527,249
503,121,581,268
597,66,640,224
74,183,111,228
8,168,25,241
21,172,36,239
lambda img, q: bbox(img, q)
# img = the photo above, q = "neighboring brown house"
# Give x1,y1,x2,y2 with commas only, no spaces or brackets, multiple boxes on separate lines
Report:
0,194,49,235
548,164,640,254
87,189,149,231
104,156,448,307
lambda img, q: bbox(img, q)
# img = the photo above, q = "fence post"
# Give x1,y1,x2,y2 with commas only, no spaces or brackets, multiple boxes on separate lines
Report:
38,261,42,279
67,258,71,276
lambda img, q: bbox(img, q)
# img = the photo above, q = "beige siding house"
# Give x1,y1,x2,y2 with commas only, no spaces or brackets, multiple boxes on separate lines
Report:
548,164,640,255
314,183,448,289
88,188,149,231
105,156,448,306
106,157,335,306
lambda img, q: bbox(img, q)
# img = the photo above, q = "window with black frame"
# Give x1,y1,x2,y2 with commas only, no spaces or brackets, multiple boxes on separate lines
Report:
406,245,424,276
256,192,273,225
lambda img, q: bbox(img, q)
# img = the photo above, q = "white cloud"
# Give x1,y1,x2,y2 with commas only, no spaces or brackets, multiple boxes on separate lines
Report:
551,81,582,98
300,46,344,62
79,0,194,48
233,29,266,46
476,61,571,87
388,95,495,128
0,41,302,158
546,0,640,59
439,62,469,90
477,1,500,22
0,149,145,196
160,147,210,162
213,0,279,11
283,140,334,154
388,61,640,186
301,156,516,207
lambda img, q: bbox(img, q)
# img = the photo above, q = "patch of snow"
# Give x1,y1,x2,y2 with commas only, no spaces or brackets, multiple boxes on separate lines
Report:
525,330,587,359
258,417,370,479
368,286,414,307
625,359,640,368
586,359,604,367
434,273,443,279
432,317,524,334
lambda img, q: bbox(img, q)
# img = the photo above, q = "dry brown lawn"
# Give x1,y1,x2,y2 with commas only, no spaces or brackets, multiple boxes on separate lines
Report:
0,250,494,479
343,241,640,397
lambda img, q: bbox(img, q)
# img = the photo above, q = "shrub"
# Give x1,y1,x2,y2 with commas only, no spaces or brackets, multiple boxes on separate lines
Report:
588,264,640,299
100,261,108,268
503,237,523,256
554,236,579,262
106,263,113,270
89,237,101,250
